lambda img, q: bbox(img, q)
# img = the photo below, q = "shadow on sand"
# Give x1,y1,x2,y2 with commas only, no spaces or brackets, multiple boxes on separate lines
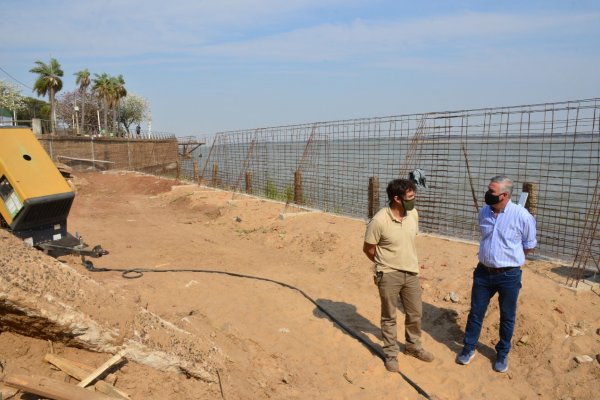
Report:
313,297,496,362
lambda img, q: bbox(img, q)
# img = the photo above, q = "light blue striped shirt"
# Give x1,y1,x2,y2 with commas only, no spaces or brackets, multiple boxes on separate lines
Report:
478,201,537,268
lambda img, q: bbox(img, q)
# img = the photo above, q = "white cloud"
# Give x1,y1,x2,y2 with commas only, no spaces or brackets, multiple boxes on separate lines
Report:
2,1,598,69
1,0,353,52
192,11,600,63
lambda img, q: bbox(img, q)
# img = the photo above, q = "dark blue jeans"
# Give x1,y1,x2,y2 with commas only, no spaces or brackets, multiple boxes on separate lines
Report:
463,264,522,358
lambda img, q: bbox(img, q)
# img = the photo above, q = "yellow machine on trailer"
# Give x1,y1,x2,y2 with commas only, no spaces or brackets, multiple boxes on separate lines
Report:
0,126,107,259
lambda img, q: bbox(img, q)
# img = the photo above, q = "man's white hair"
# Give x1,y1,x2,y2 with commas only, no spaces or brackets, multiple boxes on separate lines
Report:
490,175,513,197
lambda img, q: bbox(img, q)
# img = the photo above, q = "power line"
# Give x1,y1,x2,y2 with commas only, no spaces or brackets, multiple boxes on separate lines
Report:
0,66,33,91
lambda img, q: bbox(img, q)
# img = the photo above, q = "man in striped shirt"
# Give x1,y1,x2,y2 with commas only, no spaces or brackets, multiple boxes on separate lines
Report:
456,175,537,373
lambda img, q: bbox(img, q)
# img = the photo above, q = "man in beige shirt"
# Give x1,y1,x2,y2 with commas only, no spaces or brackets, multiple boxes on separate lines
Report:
363,179,434,373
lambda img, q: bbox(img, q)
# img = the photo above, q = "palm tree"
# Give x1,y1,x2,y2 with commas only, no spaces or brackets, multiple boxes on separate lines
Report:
92,73,112,133
110,75,127,134
30,58,64,134
74,69,90,133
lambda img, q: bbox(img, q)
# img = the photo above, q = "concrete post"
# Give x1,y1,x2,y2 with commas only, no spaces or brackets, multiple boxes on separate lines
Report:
294,170,304,204
32,118,42,135
522,182,538,217
368,176,380,218
245,171,253,194
212,163,219,186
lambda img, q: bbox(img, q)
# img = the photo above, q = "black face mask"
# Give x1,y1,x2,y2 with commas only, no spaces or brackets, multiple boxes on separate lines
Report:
484,190,502,205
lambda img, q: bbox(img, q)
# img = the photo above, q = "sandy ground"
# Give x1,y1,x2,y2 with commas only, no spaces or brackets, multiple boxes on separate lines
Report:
1,171,599,400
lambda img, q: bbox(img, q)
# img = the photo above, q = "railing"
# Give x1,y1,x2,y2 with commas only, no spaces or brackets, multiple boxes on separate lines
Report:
2,119,176,140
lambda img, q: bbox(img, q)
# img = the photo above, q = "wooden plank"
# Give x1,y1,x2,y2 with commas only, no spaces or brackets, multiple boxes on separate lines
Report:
57,155,115,164
44,354,123,397
94,381,131,400
45,354,92,380
3,374,113,400
0,384,19,400
77,350,127,388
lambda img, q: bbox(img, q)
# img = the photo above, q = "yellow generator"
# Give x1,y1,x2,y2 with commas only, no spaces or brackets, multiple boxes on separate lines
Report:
0,127,107,259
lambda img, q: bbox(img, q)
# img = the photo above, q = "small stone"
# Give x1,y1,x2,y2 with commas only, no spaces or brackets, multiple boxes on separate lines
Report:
553,306,565,314
569,327,584,337
574,355,593,363
596,328,600,336
442,292,459,302
235,216,242,222
517,335,529,346
596,354,600,364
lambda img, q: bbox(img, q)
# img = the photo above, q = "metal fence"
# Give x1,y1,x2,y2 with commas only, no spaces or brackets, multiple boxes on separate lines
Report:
177,98,600,263
6,119,175,140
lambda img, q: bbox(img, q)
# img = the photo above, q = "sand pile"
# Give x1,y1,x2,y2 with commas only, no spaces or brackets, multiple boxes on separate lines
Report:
0,229,223,382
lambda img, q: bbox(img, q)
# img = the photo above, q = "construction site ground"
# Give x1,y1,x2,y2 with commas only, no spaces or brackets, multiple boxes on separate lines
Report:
1,171,599,400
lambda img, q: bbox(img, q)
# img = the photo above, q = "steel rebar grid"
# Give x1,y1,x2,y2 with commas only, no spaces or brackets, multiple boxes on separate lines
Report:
180,98,600,263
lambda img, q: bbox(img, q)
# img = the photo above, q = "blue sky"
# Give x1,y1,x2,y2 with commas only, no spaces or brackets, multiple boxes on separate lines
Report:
1,0,599,136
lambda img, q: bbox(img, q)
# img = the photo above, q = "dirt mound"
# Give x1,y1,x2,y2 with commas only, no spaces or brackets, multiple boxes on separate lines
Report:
76,171,176,196
0,229,223,382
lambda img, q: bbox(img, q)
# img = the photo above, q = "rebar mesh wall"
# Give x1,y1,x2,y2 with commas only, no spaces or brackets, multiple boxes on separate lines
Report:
183,99,599,262
39,136,179,173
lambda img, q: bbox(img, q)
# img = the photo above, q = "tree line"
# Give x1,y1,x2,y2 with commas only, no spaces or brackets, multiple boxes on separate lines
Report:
0,58,149,136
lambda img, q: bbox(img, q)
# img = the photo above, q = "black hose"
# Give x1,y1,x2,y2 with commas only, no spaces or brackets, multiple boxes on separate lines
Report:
86,263,432,399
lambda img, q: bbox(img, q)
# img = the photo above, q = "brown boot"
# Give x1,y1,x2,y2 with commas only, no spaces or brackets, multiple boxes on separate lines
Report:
384,357,399,372
405,348,434,362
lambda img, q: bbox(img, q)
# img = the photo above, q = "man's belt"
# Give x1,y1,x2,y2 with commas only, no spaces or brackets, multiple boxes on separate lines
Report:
477,262,519,275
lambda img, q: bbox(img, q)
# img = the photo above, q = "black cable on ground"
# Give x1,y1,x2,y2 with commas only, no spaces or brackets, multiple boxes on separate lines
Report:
85,262,432,399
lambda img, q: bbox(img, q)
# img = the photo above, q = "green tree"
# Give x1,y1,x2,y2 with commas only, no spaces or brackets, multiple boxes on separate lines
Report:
92,73,127,135
92,73,111,133
0,79,26,124
117,93,149,134
74,68,91,133
30,58,64,134
16,97,50,123
110,74,127,134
